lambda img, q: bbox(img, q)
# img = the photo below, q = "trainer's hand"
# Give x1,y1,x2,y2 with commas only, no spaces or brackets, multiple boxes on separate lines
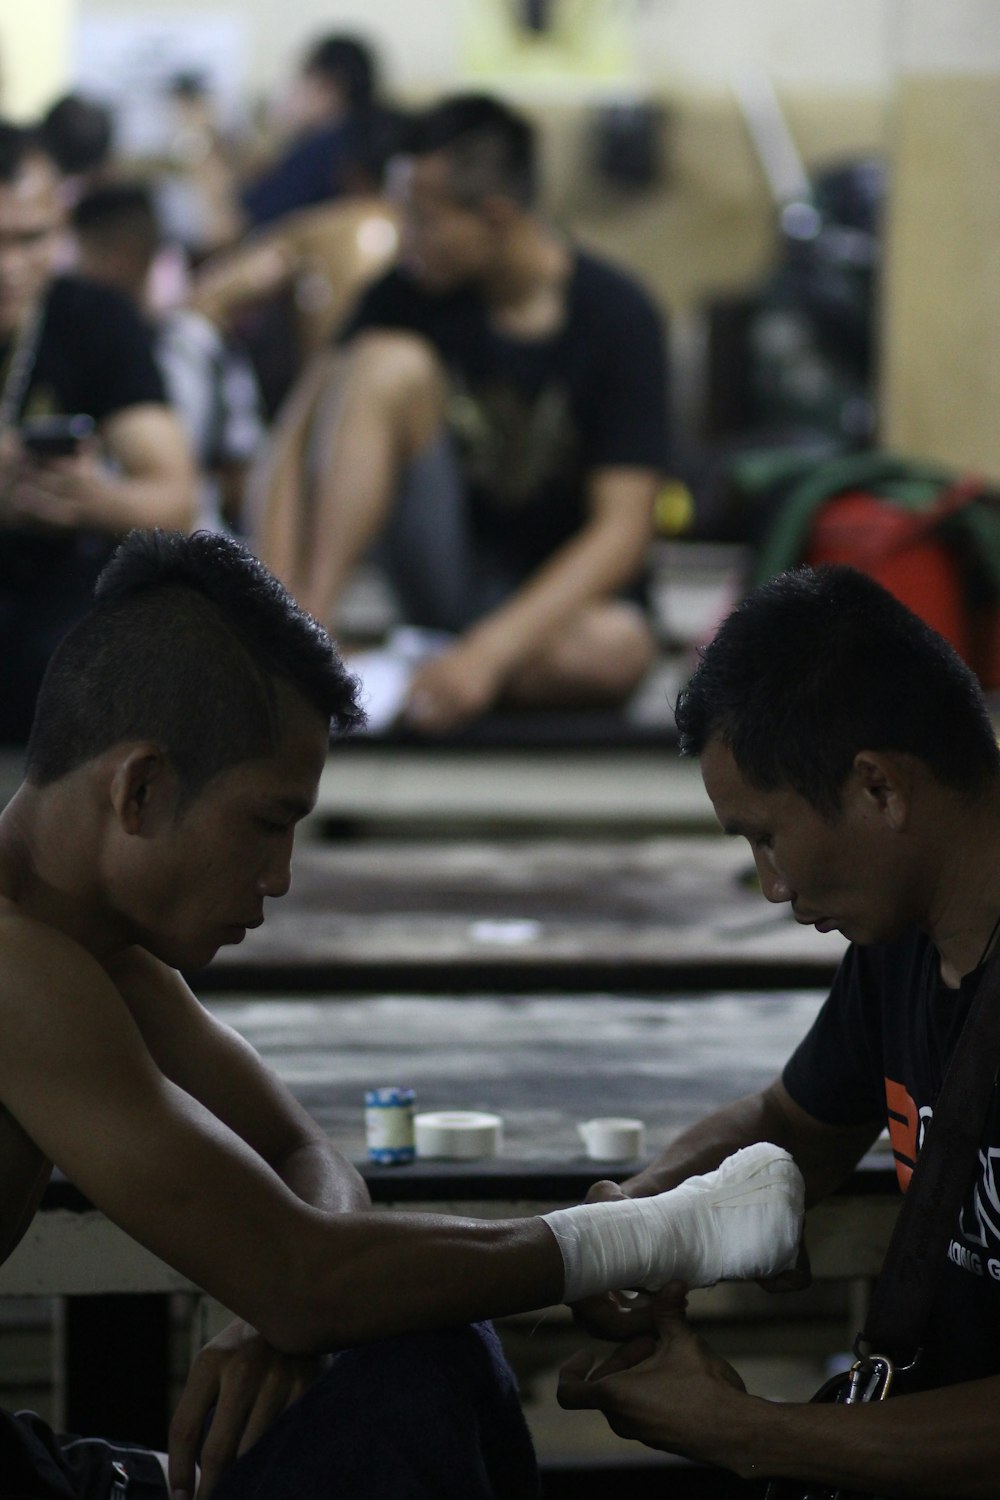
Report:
570,1178,659,1340
758,1235,812,1294
558,1285,746,1461
169,1319,324,1499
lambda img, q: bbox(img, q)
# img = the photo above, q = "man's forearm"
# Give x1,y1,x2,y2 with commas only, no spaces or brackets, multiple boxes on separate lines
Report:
274,1134,371,1214
192,240,292,330
464,508,651,676
563,1311,1000,1498
82,470,195,533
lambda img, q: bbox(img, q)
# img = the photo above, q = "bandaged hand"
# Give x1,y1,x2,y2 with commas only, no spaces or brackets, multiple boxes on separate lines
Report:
542,1142,804,1303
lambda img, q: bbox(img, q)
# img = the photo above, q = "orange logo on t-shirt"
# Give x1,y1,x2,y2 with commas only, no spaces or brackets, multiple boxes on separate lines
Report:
885,1077,919,1189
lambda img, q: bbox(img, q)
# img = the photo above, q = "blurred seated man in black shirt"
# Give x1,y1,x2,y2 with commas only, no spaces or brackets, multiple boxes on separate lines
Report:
255,94,670,736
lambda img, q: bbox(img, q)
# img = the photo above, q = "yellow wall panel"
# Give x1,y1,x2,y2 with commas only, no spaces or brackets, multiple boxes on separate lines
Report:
0,3,75,121
881,75,1000,477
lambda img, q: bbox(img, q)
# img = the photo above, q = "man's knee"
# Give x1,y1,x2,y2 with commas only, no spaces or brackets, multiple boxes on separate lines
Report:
509,601,657,707
587,603,658,697
214,1324,537,1500
345,331,446,423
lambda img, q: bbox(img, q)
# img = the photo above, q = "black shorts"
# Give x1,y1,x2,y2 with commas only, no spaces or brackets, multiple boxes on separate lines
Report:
0,1409,165,1500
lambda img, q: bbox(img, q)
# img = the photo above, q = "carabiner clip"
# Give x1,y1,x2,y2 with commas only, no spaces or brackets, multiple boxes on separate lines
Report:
845,1352,894,1404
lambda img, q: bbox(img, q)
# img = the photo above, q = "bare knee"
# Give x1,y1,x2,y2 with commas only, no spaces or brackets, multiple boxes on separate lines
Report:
506,602,657,709
343,331,446,453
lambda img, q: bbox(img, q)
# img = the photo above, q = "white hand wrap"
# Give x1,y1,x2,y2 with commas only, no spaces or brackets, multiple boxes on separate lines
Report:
541,1141,804,1303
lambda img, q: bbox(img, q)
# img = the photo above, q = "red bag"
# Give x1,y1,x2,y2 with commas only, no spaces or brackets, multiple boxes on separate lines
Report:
804,477,1000,687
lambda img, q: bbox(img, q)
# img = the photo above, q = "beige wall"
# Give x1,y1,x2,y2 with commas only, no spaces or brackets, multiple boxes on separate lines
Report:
879,0,1000,475
538,87,889,315
75,0,902,99
0,2,76,120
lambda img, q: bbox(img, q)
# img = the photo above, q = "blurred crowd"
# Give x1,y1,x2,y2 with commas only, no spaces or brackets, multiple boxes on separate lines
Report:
0,30,679,744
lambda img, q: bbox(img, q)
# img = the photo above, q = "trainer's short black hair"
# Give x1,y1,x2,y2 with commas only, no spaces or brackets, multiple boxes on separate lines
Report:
303,34,377,110
674,565,1000,817
405,94,537,210
25,530,364,800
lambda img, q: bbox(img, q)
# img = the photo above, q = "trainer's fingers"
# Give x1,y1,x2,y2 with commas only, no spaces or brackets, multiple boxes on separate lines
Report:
570,1290,656,1341
587,1334,658,1381
584,1179,629,1204
759,1239,812,1293
650,1281,689,1321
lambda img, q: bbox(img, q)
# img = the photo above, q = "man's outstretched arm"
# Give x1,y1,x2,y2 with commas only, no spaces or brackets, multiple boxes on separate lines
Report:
0,927,801,1355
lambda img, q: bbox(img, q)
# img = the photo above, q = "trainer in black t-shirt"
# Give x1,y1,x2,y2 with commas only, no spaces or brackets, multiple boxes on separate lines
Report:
783,928,1000,1389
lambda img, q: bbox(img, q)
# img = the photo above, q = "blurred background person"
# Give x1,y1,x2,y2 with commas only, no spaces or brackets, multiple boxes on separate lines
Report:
0,124,194,744
72,180,264,535
253,94,671,736
239,32,405,232
37,91,116,208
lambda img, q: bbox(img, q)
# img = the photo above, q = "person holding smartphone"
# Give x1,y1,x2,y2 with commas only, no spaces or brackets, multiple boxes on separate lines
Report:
0,120,195,744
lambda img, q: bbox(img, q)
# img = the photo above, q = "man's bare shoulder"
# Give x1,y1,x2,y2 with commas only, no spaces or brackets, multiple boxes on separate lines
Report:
0,901,144,1112
0,898,110,998
105,943,204,1034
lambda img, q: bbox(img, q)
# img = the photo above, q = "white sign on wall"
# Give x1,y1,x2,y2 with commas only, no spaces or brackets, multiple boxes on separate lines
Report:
74,12,248,157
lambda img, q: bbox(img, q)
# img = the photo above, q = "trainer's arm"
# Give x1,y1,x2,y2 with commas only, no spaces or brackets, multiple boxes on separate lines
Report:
572,1081,882,1339
191,239,294,331
559,1292,1000,1498
623,1078,883,1208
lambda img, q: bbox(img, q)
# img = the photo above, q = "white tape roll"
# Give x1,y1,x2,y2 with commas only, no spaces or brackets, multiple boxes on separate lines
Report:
414,1111,503,1160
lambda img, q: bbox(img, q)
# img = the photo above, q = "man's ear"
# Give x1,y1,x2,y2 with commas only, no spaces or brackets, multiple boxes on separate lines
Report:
852,750,912,830
108,745,172,834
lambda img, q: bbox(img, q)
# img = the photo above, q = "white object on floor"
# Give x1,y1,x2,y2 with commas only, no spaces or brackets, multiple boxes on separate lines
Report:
350,627,454,734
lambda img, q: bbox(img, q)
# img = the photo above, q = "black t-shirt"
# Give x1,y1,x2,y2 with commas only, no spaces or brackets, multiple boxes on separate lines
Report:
5,274,165,426
0,275,165,588
342,250,670,574
783,928,1000,1388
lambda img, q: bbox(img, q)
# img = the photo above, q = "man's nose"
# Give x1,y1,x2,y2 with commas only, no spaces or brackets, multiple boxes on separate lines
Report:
257,838,294,899
753,850,793,905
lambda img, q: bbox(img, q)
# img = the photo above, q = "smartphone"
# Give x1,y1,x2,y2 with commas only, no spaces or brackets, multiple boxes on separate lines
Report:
20,414,95,459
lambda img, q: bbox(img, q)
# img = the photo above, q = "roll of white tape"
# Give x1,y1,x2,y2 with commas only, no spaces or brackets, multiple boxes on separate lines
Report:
414,1111,503,1160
